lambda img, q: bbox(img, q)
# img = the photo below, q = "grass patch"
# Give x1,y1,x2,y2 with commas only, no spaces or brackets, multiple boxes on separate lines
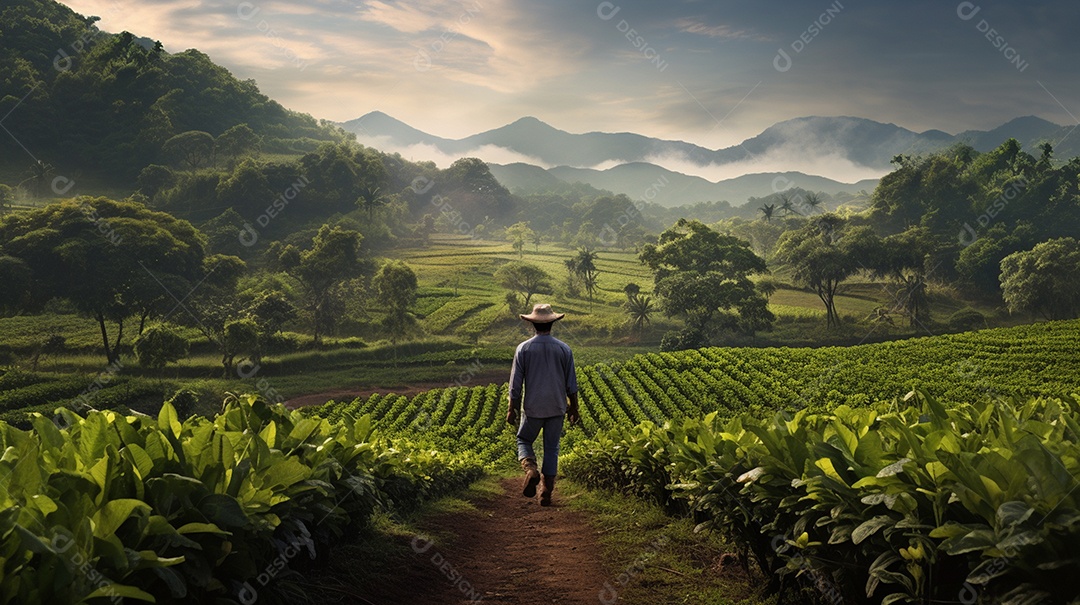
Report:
562,480,769,605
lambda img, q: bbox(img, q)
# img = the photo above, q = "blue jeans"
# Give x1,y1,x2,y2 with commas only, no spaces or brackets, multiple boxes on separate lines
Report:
517,415,564,476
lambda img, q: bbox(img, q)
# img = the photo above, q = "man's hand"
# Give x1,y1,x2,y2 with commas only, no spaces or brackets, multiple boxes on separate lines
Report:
506,407,518,426
566,406,580,427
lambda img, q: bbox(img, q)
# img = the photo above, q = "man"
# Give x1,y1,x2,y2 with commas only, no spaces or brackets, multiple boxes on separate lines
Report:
506,303,581,506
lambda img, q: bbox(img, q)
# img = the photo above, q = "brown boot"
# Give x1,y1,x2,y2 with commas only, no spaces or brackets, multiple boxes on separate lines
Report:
521,458,541,498
539,475,555,506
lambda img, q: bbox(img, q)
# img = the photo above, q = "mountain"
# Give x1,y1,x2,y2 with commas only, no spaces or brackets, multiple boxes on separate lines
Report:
490,162,877,208
341,111,1075,198
728,116,957,169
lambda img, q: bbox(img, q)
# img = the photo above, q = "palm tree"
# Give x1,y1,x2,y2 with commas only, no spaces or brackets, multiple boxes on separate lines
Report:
573,247,600,302
759,203,777,222
625,293,654,335
805,192,823,214
22,160,54,198
779,193,800,217
356,185,386,220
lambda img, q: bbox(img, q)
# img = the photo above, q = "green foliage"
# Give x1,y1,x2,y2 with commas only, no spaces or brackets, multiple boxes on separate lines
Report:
775,215,878,328
1000,237,1080,320
566,392,1080,605
373,260,419,341
641,219,773,337
134,323,189,370
494,261,553,312
0,197,207,363
0,393,483,603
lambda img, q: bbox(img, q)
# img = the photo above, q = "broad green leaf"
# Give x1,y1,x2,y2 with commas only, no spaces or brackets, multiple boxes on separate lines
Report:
852,515,893,544
92,499,151,539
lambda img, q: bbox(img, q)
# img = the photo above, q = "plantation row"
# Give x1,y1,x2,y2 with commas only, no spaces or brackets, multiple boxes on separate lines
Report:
564,393,1080,605
310,320,1080,464
0,395,483,604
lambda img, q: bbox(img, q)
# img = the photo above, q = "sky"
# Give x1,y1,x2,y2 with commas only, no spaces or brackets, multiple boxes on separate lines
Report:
60,0,1080,167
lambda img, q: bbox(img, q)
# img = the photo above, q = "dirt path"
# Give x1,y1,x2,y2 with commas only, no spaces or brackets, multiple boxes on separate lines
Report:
369,477,610,604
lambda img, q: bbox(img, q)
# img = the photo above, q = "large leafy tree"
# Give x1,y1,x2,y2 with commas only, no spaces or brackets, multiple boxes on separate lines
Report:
1000,237,1080,320
868,228,935,328
775,214,877,328
0,197,205,363
274,225,369,345
495,261,552,312
640,219,773,340
373,260,418,343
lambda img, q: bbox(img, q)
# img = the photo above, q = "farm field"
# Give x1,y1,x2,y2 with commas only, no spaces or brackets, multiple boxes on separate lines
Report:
308,319,1080,466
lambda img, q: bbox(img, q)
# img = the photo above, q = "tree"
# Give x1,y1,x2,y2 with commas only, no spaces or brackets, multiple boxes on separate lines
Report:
640,219,773,339
779,194,800,216
0,184,14,214
774,214,876,328
278,225,368,345
869,228,933,327
217,123,261,164
505,221,534,258
373,260,418,342
759,203,776,222
21,161,53,198
134,323,189,377
495,261,552,311
246,291,296,336
572,247,600,302
1000,238,1080,320
805,192,823,214
625,293,654,335
162,131,216,170
0,197,206,364
356,185,387,220
532,230,544,252
222,318,260,376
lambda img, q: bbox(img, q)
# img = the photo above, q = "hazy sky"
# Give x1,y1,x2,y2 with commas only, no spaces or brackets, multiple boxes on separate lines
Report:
61,0,1080,150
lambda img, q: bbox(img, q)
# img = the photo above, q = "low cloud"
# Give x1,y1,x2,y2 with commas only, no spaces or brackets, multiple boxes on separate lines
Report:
354,136,553,169
641,145,887,184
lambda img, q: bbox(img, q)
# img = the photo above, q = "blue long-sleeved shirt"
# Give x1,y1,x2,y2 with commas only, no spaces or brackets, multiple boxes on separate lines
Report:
508,334,578,418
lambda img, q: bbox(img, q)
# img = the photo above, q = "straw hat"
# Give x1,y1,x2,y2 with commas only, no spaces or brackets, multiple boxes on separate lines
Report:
520,303,565,323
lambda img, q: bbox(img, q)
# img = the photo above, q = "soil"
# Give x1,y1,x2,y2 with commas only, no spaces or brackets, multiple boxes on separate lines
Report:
365,477,611,604
282,368,510,409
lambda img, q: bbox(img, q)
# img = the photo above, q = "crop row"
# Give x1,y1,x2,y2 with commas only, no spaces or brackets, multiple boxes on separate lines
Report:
1,394,483,604
564,392,1080,605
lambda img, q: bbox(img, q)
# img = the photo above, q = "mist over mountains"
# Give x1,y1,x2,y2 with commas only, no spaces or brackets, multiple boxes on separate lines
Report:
342,112,1071,207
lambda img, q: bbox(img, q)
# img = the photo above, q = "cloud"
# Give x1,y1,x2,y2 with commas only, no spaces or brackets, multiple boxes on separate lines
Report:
641,147,886,184
353,135,553,169
673,18,766,41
